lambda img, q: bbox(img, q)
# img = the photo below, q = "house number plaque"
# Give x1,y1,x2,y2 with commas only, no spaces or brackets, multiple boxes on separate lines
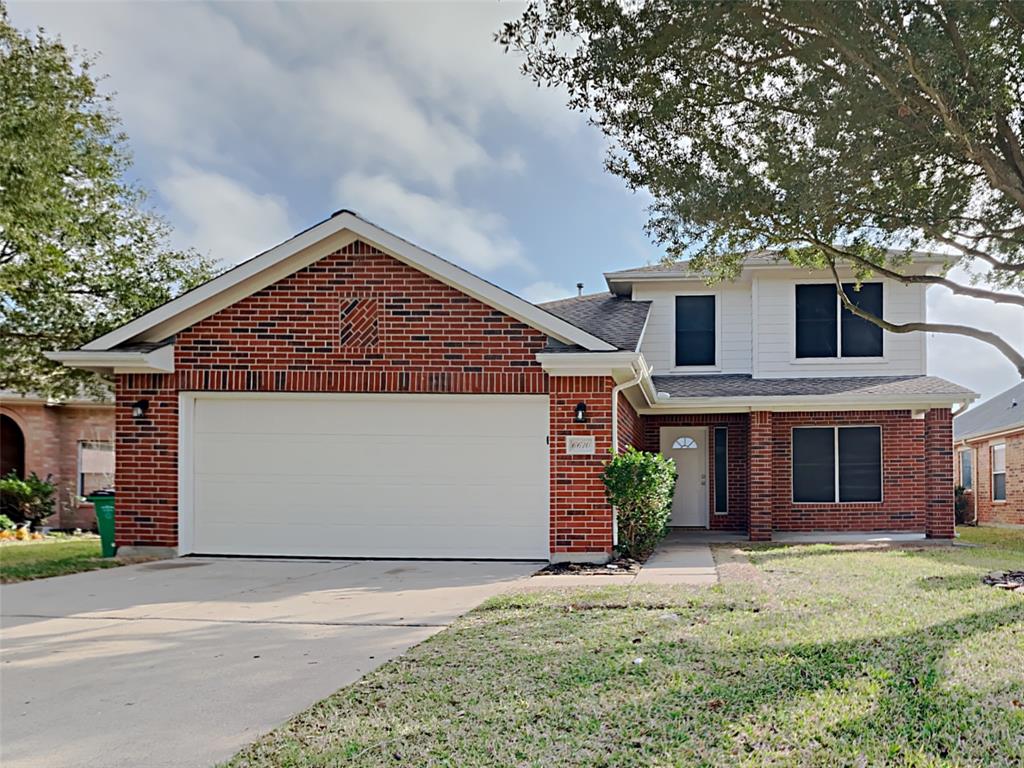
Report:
565,436,596,455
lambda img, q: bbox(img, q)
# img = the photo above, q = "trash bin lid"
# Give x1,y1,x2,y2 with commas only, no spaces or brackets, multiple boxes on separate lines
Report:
87,488,115,497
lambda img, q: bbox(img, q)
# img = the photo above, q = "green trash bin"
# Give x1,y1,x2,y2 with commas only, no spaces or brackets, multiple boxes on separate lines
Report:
87,490,117,558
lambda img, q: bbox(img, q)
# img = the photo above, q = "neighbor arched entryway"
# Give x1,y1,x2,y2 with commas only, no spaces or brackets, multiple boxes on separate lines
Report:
1,413,26,479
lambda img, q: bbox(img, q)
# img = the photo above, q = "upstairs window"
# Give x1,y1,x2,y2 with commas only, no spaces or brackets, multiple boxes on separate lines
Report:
792,426,882,503
992,443,1006,501
796,283,883,358
675,295,716,366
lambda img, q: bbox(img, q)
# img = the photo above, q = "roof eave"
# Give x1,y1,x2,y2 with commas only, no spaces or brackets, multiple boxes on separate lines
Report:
640,391,976,414
46,344,176,375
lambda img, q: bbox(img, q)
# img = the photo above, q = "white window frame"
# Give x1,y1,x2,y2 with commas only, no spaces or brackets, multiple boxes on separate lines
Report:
958,448,973,491
78,440,114,496
791,281,887,364
672,290,722,372
992,442,1007,502
791,425,884,504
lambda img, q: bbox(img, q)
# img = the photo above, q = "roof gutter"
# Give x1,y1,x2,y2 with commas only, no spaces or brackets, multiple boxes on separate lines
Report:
954,423,1024,446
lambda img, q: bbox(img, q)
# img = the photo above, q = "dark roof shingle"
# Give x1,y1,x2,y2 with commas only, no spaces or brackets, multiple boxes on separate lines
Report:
653,374,975,400
953,380,1024,440
539,293,650,351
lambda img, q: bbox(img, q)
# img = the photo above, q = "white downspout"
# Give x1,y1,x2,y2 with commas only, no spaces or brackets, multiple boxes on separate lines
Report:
609,365,645,549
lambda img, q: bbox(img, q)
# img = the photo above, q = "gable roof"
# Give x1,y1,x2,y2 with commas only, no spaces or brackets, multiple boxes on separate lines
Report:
953,380,1024,441
539,293,651,351
74,210,615,353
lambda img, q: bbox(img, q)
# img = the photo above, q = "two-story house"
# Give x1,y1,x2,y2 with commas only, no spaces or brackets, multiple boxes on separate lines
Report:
50,211,976,562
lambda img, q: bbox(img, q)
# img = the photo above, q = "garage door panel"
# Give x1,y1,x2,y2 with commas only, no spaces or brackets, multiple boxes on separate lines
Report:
188,395,549,559
194,478,547,526
194,434,544,479
195,397,545,437
193,521,546,559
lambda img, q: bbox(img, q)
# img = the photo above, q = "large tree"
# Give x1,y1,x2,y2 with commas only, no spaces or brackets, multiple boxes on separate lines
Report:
500,0,1024,375
0,6,214,399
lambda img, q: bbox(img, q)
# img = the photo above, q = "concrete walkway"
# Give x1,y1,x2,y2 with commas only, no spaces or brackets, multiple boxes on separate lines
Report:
0,558,538,768
526,533,720,588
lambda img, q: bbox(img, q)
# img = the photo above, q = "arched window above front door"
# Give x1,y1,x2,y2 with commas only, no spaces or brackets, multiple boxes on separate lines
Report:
672,436,698,449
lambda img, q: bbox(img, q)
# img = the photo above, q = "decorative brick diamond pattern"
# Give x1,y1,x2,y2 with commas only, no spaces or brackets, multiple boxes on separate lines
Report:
339,298,379,348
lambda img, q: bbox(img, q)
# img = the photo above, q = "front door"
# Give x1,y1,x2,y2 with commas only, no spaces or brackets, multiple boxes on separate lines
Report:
660,427,709,527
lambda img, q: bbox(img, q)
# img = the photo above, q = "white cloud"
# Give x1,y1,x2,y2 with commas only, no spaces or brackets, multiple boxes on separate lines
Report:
8,2,571,193
520,281,573,303
336,172,531,274
159,164,293,265
927,266,1024,403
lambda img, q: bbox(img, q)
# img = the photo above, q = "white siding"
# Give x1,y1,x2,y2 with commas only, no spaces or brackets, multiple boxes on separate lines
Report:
633,280,753,374
752,274,927,377
631,271,928,378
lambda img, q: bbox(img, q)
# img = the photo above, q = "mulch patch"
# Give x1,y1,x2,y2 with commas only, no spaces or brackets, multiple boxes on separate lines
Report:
535,556,642,576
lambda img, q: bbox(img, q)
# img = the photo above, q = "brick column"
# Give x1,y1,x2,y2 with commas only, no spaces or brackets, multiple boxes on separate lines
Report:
115,373,179,551
924,408,955,539
549,375,615,562
748,410,774,541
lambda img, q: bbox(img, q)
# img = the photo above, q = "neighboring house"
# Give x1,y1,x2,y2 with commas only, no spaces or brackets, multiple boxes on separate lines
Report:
48,210,976,562
953,381,1024,527
0,390,115,529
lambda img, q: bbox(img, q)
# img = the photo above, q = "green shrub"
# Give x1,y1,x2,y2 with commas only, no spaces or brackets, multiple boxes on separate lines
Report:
0,513,14,531
602,447,677,559
0,472,56,530
954,484,971,525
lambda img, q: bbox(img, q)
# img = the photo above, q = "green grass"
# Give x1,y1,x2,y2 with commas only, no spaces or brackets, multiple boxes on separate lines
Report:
226,535,1024,768
0,538,121,583
958,524,1024,554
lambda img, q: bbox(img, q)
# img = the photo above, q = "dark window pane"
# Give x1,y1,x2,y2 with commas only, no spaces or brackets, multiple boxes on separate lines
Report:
841,283,883,357
714,427,728,513
796,284,837,358
675,295,716,366
960,451,972,490
838,426,882,502
793,427,836,502
993,473,1006,501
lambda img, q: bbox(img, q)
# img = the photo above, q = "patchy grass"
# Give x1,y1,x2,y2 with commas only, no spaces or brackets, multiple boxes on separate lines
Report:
0,538,121,583
958,525,1024,554
226,535,1024,768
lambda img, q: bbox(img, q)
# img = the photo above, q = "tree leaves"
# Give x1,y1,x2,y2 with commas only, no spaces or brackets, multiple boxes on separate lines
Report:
0,6,215,398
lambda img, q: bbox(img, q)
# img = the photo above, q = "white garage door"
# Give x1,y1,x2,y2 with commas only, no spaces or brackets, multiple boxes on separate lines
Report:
184,394,549,559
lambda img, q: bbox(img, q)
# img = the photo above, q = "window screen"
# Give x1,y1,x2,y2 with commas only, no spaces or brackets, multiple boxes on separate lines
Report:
675,295,716,366
793,427,836,502
795,284,838,358
838,426,882,502
79,442,114,496
993,444,1007,501
959,450,973,490
840,283,883,357
714,427,728,514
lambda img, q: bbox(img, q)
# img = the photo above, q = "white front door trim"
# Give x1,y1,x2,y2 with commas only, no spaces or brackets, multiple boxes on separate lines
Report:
660,426,710,527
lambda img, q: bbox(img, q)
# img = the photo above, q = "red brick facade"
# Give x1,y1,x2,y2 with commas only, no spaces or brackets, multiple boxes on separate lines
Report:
549,376,615,556
108,238,958,556
957,430,1024,527
0,401,114,529
641,413,750,532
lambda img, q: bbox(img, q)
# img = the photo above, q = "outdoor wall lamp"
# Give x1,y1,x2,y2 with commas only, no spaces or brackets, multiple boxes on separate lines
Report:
131,399,150,419
574,402,588,423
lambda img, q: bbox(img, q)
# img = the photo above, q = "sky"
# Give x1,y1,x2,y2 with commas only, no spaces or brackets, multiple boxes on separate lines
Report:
8,1,1023,403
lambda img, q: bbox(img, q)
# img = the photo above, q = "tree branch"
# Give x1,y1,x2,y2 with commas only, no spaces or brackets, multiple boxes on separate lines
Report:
808,238,1024,307
826,260,1024,377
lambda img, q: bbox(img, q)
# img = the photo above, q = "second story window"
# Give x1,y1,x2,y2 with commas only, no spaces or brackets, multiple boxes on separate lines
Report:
795,283,883,359
675,295,716,366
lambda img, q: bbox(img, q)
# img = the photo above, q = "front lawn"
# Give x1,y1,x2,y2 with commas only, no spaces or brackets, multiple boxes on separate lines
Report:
958,524,1024,554
227,536,1024,767
0,537,121,583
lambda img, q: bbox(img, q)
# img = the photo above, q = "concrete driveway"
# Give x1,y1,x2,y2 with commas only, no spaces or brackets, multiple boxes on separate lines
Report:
0,557,538,768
